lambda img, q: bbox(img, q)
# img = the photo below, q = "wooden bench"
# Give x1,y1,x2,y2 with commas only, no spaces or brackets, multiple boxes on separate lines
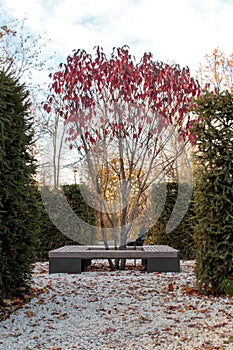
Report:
49,245,180,273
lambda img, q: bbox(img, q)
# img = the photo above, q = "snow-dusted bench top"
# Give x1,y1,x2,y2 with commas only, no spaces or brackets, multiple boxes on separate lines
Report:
49,245,180,273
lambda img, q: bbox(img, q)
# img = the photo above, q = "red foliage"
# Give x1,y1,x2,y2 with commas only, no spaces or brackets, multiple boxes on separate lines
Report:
44,46,202,149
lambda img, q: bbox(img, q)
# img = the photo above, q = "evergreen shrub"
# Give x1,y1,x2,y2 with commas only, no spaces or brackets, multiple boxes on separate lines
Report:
36,184,97,260
192,91,233,295
146,182,195,260
0,71,40,301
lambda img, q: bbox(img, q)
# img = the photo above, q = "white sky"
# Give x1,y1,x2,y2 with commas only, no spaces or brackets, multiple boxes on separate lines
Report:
1,0,233,80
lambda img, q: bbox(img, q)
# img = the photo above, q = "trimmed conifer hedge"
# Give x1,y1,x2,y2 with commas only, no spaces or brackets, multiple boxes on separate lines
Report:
0,71,40,301
36,184,97,260
146,182,195,260
192,91,233,296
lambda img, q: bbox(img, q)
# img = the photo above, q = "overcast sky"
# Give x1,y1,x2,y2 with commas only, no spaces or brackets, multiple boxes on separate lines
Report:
1,0,232,183
1,0,233,81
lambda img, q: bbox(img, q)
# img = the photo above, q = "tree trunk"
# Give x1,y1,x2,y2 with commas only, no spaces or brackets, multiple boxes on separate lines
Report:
99,210,115,270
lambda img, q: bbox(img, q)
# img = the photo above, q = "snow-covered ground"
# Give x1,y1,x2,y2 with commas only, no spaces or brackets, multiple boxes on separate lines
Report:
0,260,232,350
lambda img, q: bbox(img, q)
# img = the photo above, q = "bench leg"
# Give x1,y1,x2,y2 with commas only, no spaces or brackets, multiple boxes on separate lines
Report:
141,259,147,267
146,257,180,272
49,258,82,274
82,259,92,271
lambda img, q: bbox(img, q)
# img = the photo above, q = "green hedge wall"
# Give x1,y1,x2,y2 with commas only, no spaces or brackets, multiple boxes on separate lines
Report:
146,182,195,260
192,91,233,296
36,184,97,260
0,71,41,301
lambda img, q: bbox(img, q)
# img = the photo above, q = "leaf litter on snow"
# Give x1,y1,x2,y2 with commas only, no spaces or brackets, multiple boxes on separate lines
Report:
0,260,232,350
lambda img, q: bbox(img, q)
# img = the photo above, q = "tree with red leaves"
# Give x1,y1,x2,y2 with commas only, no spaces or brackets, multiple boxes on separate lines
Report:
44,46,201,269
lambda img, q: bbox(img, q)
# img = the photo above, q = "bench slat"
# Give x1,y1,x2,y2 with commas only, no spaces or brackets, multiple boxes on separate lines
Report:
49,245,179,259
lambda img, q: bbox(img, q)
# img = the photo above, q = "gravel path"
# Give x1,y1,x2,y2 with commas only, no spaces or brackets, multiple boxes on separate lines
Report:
0,260,232,350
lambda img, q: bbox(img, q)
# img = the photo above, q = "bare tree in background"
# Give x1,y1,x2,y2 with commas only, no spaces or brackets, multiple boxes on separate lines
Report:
196,48,233,92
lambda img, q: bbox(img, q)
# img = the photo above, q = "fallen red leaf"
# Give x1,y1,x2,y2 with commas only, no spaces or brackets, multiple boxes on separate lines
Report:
24,311,36,317
168,283,174,292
